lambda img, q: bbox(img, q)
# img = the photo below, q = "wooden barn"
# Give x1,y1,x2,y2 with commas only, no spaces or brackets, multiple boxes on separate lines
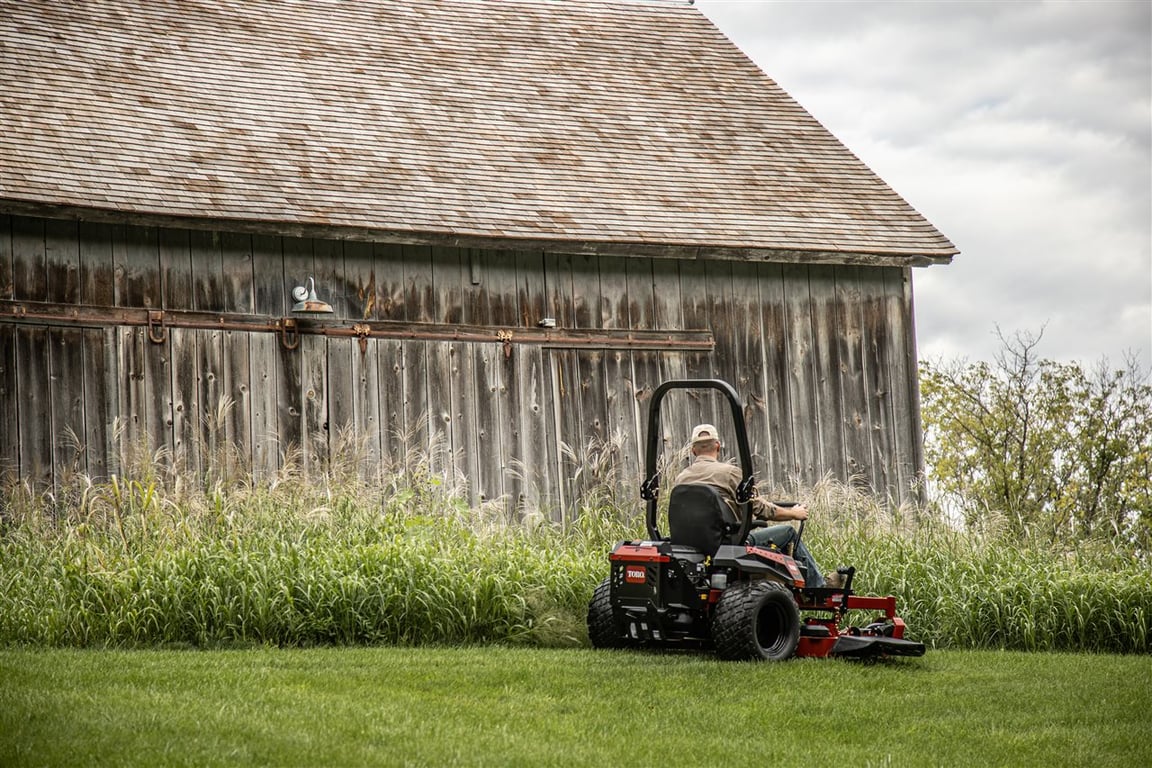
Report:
0,0,956,512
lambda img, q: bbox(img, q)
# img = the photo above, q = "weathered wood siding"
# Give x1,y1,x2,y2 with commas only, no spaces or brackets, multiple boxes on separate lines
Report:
0,214,925,510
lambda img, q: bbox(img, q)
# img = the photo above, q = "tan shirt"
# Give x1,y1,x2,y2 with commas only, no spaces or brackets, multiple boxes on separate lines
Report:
672,455,774,520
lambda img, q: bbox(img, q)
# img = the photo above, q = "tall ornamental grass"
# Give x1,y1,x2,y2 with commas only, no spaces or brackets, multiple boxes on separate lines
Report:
0,474,622,648
1,453,1148,653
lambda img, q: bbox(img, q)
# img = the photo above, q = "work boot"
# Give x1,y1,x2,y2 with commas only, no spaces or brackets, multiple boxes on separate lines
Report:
824,570,845,589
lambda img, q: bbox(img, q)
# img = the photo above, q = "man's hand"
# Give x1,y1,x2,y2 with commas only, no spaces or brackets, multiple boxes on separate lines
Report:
772,503,809,522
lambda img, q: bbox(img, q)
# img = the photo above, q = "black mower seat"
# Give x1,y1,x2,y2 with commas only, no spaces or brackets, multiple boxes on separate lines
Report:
667,483,741,555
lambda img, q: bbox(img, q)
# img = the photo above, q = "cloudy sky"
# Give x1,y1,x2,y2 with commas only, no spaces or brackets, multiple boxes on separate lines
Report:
697,0,1151,371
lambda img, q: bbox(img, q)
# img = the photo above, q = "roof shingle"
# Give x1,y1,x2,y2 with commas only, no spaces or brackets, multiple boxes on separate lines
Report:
0,0,957,263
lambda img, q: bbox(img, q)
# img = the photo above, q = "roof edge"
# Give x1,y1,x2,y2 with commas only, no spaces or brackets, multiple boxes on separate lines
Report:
0,199,956,268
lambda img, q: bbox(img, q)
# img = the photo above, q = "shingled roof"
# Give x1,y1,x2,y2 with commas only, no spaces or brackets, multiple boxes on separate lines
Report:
0,0,956,265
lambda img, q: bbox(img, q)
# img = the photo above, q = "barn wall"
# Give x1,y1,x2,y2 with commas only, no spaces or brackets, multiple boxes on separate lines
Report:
0,214,924,511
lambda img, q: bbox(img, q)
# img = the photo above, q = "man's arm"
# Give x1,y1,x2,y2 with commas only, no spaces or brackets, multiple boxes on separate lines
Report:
754,498,809,522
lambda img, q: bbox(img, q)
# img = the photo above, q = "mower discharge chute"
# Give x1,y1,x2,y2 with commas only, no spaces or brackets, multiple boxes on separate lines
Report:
587,379,925,661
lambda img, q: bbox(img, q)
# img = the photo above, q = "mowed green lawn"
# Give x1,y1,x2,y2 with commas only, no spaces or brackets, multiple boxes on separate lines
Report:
2,647,1148,767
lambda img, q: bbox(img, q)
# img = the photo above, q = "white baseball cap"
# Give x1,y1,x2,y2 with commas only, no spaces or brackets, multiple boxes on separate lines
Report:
690,423,720,445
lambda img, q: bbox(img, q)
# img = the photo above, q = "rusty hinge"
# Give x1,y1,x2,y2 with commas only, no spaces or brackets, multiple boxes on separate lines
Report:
147,311,167,344
496,329,513,359
351,323,371,355
279,317,300,350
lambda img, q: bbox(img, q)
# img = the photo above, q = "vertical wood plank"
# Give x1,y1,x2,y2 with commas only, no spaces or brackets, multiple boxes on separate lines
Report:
283,234,323,474
16,326,51,488
375,243,406,322
809,266,848,482
327,335,356,438
400,244,435,470
161,229,197,475
11,216,46,302
599,255,639,490
859,267,895,496
543,251,576,327
514,250,554,516
376,338,405,470
344,241,378,322
433,247,481,503
433,246,465,326
705,259,738,384
833,266,877,490
678,258,719,429
115,224,160,308
168,327,201,478
251,234,284,316
223,329,253,477
487,249,523,506
344,337,381,478
625,256,661,414
44,218,80,305
189,230,224,313
471,341,505,505
220,232,255,314
547,348,579,519
516,250,547,329
539,254,572,514
276,340,305,476
0,214,12,299
401,339,432,471
340,239,380,473
196,329,226,478
49,327,86,487
116,326,144,467
78,221,115,307
371,243,405,468
886,266,922,502
250,234,284,477
570,254,607,508
146,321,173,463
756,262,792,488
513,344,554,516
730,260,770,472
402,244,436,324
313,238,349,319
0,324,18,483
650,259,689,480
249,332,280,479
81,328,115,481
159,228,192,311
300,335,329,475
782,264,819,481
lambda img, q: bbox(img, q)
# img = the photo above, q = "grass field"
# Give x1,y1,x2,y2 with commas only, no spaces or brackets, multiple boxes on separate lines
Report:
2,646,1149,767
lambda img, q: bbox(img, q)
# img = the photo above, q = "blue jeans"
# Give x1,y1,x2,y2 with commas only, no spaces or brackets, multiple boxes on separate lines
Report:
747,524,826,588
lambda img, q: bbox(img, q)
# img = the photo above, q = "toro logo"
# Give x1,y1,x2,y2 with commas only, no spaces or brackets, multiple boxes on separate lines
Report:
624,565,647,584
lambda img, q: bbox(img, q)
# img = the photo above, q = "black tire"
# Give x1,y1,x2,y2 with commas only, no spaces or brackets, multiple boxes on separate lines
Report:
587,578,627,648
711,580,800,661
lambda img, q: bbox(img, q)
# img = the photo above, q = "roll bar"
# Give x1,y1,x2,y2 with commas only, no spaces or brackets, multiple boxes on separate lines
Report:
640,379,756,543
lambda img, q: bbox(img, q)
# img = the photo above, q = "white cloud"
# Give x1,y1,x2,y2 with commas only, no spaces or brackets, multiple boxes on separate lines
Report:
698,0,1151,369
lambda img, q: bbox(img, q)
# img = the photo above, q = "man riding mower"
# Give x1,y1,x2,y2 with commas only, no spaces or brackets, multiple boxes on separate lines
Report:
586,378,925,661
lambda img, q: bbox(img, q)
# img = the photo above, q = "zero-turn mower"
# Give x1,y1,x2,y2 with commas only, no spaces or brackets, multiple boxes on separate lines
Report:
587,379,925,661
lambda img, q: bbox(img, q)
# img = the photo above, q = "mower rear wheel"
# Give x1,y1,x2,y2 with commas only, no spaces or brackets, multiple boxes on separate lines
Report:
711,580,800,661
587,578,628,648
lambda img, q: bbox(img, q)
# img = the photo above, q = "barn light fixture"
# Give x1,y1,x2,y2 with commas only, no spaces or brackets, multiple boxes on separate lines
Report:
291,277,334,314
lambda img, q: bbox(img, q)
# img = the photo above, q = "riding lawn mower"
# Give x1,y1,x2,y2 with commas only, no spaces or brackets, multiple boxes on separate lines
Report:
587,379,925,661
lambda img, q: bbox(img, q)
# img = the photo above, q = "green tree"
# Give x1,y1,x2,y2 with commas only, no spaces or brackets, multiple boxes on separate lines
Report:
920,330,1151,552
